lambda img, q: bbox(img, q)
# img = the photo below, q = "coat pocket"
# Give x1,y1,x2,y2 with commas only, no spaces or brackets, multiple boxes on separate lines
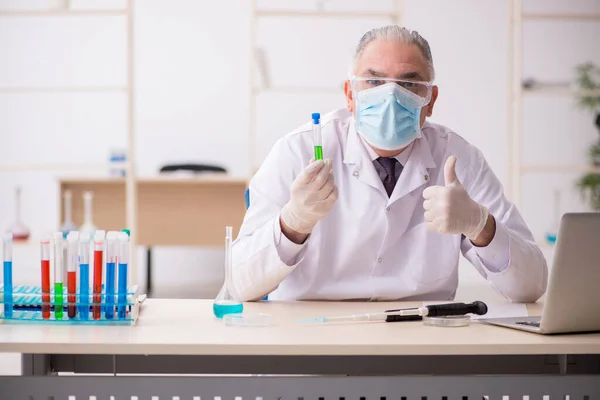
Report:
402,222,458,285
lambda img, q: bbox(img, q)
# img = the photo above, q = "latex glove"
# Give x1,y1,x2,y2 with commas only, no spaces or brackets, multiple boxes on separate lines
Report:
422,156,489,241
280,159,338,234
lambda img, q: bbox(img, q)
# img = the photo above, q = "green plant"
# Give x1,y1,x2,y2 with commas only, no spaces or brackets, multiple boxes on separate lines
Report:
575,62,600,111
577,172,600,210
588,143,600,164
574,62,600,211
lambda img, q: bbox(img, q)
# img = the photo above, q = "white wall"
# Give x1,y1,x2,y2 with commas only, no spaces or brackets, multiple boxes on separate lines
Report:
403,0,509,184
520,14,600,241
0,0,598,297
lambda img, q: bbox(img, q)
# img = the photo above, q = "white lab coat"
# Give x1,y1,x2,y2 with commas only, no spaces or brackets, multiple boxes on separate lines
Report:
232,108,548,302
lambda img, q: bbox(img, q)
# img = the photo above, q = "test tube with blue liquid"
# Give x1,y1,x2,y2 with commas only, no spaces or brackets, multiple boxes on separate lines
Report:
312,112,323,161
105,231,118,319
3,233,13,318
117,231,129,320
78,232,91,320
213,226,243,318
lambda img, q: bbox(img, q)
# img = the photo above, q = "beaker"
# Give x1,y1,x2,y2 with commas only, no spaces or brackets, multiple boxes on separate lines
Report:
213,226,243,318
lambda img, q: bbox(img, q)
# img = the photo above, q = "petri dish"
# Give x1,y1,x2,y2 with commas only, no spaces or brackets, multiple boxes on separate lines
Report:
223,313,272,327
422,315,471,327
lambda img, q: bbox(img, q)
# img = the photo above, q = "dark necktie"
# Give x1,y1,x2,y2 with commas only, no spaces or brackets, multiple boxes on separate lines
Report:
377,157,399,197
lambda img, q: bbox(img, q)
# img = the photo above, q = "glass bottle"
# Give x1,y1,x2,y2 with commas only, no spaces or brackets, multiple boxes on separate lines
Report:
79,191,97,236
60,190,77,236
7,186,30,242
213,226,243,318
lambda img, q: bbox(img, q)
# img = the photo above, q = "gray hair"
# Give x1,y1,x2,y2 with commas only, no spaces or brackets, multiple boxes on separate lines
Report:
352,25,435,81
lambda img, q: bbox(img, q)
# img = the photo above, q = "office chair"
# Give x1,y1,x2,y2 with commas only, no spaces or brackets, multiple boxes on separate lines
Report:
159,163,227,174
244,188,269,302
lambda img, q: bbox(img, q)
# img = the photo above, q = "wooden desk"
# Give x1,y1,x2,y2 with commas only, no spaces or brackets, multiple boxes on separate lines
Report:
1,300,600,398
0,300,598,357
59,176,248,246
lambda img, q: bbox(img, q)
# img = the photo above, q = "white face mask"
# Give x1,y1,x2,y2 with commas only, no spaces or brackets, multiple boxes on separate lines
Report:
355,82,426,151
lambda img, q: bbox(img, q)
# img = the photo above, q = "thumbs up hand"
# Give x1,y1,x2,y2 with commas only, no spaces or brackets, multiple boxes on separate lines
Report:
422,156,489,241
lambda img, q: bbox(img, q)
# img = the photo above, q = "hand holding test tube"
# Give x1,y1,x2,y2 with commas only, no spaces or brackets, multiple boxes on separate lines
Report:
280,159,338,236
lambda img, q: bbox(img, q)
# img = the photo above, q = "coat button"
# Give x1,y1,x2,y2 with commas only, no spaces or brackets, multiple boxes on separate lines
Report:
386,206,390,211
353,170,359,177
377,257,383,263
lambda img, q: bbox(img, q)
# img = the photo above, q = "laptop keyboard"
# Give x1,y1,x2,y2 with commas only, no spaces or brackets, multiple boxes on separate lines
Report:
516,320,541,327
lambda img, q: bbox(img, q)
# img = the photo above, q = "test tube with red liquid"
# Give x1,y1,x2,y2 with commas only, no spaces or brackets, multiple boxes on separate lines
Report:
66,231,79,319
93,230,105,320
40,237,51,319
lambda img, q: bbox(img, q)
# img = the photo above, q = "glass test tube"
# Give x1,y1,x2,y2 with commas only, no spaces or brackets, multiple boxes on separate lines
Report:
53,232,64,320
78,232,91,320
93,230,105,320
105,231,118,319
312,112,323,160
41,237,51,320
3,233,13,318
117,232,129,320
67,231,79,319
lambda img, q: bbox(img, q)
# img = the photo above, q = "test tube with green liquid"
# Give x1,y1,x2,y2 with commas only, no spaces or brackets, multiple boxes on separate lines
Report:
312,113,323,160
53,232,64,320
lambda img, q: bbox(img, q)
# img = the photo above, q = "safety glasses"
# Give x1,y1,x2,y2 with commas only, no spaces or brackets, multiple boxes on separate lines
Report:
350,75,434,105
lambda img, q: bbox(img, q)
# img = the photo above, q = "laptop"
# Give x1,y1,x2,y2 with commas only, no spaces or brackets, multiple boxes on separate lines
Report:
479,212,600,334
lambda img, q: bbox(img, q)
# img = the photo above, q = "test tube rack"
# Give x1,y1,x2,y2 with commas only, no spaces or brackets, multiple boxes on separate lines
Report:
0,284,141,326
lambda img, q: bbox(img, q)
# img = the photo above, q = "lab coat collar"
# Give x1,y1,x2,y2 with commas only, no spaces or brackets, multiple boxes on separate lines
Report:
343,119,385,192
344,118,437,203
389,131,437,203
342,118,362,165
360,134,413,167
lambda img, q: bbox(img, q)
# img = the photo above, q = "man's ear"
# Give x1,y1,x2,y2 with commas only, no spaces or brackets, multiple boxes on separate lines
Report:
426,85,439,117
344,80,354,113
